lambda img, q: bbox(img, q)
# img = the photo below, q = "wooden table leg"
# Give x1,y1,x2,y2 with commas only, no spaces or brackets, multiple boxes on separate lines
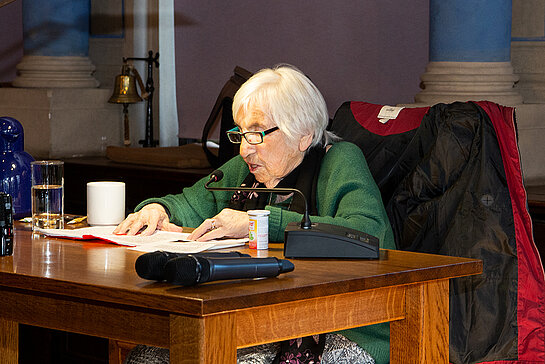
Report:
170,312,237,363
390,279,449,363
0,318,18,364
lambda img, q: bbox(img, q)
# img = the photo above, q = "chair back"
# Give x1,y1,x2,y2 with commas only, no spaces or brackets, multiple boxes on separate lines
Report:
201,66,253,168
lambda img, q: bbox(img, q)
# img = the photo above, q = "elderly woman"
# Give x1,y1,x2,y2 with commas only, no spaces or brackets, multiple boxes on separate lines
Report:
116,65,395,364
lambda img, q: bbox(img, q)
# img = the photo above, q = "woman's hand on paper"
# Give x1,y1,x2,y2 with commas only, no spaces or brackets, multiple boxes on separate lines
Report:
113,203,183,236
187,208,249,242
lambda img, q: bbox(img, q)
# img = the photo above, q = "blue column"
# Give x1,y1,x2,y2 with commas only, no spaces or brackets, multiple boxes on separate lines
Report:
430,0,512,62
22,0,90,57
416,0,522,105
14,0,98,88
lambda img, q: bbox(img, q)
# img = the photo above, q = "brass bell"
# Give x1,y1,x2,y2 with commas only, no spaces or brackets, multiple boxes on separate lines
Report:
108,64,144,104
109,64,145,146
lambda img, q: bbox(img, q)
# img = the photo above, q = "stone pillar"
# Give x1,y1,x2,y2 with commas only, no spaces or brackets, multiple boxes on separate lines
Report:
0,0,121,158
509,0,545,186
12,0,99,88
415,0,522,106
511,0,545,103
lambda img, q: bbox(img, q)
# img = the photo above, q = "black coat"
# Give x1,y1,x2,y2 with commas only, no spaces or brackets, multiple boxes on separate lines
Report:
329,100,545,363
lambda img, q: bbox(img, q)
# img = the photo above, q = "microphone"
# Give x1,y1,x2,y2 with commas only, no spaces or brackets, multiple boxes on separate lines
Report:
135,250,250,281
205,169,311,229
163,255,295,286
205,169,380,259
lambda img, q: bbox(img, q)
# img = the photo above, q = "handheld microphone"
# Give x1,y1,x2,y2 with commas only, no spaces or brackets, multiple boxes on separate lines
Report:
163,255,295,286
205,170,311,229
135,250,250,281
205,169,380,259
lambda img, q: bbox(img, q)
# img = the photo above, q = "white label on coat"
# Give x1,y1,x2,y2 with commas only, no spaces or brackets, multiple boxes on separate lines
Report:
378,105,404,123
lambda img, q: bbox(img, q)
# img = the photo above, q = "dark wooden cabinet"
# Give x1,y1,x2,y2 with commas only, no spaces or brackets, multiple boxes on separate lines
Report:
63,157,211,216
527,185,545,264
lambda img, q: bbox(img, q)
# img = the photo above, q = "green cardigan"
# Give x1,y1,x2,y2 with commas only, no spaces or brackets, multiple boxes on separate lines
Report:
137,142,394,247
136,141,395,364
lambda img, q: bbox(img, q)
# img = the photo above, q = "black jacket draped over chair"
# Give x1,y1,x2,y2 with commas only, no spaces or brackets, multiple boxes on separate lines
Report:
329,100,545,364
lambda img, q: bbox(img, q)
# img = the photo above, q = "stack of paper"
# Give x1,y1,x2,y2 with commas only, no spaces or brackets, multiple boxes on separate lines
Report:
35,226,247,254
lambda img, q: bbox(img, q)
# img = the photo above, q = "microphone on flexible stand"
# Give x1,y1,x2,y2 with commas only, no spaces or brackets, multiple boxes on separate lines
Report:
205,169,380,259
205,169,311,229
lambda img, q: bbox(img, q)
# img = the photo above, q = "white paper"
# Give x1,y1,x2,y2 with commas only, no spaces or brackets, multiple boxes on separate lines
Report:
35,226,247,252
128,240,246,254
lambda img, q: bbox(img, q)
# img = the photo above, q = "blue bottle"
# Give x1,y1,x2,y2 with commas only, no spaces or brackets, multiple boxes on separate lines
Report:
0,117,35,219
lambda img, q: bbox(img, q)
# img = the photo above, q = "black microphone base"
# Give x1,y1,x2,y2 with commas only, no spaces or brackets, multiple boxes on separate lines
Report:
283,222,379,259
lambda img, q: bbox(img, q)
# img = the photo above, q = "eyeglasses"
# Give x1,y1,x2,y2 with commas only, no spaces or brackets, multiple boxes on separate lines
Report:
226,126,279,145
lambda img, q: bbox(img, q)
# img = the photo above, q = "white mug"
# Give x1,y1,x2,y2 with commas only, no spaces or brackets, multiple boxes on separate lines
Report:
87,181,126,226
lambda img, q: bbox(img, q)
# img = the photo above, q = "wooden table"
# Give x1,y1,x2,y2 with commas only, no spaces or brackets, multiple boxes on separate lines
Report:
0,223,482,363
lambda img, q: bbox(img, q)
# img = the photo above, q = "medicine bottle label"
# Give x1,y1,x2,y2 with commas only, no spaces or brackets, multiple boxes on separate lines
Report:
248,210,269,250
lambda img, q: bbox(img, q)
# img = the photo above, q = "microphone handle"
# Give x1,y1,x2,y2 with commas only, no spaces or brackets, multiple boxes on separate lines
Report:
164,256,295,285
205,257,291,282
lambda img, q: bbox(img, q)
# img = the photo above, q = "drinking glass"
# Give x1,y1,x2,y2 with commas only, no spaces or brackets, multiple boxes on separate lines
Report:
31,160,64,230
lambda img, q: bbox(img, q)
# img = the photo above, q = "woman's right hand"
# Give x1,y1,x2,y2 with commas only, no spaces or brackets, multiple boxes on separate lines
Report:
112,203,184,236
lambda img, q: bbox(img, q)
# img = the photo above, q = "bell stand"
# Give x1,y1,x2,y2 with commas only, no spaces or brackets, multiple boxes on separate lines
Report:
124,51,160,147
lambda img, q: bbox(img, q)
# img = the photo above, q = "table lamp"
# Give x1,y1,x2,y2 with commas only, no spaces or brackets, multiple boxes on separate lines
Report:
108,63,144,146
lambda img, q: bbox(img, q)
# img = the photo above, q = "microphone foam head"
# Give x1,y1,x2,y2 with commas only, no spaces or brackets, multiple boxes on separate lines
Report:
212,169,224,182
135,251,189,281
164,256,211,286
135,251,171,280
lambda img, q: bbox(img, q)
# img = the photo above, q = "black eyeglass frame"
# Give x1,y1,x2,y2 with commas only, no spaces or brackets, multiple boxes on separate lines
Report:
226,126,279,145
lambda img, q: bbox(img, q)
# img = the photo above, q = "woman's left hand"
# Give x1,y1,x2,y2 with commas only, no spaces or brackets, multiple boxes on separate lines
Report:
187,208,249,241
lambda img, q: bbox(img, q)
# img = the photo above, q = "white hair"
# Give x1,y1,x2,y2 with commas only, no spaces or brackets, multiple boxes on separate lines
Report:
232,64,337,148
